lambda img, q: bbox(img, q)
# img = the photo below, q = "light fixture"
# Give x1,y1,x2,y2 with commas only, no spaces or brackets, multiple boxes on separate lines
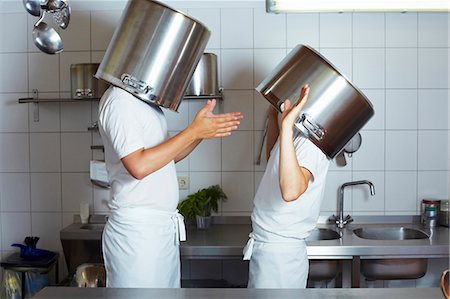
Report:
266,0,450,13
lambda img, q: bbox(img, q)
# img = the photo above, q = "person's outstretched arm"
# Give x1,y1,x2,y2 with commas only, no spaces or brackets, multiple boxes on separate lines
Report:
122,99,242,179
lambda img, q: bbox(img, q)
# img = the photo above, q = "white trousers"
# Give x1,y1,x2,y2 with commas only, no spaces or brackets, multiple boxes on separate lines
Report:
245,238,309,288
102,207,186,288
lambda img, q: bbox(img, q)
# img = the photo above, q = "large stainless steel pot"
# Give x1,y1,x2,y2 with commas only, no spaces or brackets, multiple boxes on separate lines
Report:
95,0,210,111
185,53,220,97
71,63,109,99
256,45,374,159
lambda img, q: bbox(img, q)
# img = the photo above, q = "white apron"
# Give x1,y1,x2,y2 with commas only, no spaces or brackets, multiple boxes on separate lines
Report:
243,232,308,289
102,207,186,288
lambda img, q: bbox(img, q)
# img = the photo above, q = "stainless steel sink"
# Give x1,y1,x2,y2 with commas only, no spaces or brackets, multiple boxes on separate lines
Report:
353,226,429,280
307,228,341,283
306,228,341,241
353,227,429,240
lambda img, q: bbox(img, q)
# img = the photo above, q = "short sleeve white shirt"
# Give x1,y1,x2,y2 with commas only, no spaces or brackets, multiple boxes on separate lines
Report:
251,132,330,241
98,86,178,211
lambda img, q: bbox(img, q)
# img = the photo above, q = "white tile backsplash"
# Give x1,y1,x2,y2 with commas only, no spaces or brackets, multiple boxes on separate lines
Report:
353,48,385,89
0,3,448,283
353,13,385,47
30,133,61,172
385,89,418,130
189,138,221,172
221,49,254,89
418,13,449,47
0,173,30,212
0,13,27,53
61,173,92,212
222,131,254,171
385,13,418,47
253,8,286,48
30,173,61,212
28,53,60,92
221,8,253,49
385,171,418,212
0,93,29,132
385,131,417,171
320,13,352,47
287,13,319,48
61,101,92,132
386,48,418,88
0,53,27,92
418,131,449,171
221,172,254,212
61,133,92,172
418,48,449,88
0,133,29,172
418,89,449,130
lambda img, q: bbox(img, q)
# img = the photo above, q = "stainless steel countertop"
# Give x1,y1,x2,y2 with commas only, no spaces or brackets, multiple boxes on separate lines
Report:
60,215,449,259
34,287,445,299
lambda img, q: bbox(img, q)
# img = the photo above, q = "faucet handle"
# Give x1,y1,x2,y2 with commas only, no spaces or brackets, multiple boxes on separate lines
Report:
343,215,353,224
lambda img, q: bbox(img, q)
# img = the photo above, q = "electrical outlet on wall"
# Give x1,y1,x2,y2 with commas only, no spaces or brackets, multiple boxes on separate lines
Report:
178,175,189,190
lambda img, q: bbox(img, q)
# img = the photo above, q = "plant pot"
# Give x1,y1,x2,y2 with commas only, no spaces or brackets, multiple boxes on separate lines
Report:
196,215,212,230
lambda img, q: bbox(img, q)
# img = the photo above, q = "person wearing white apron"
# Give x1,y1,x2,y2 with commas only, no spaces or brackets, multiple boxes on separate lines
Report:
244,85,330,288
98,86,242,287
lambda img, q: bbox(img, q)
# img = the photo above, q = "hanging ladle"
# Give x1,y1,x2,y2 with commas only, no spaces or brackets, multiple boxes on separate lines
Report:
32,10,63,54
22,0,42,16
335,132,362,167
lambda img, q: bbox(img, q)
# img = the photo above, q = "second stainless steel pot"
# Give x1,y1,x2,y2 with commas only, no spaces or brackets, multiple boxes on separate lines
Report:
95,0,210,111
256,45,374,159
71,63,109,99
185,53,220,97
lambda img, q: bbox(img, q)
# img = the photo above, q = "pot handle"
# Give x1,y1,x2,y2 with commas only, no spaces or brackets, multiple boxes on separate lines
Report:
297,114,326,141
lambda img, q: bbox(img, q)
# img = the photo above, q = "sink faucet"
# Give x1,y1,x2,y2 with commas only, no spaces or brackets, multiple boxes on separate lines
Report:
329,180,375,229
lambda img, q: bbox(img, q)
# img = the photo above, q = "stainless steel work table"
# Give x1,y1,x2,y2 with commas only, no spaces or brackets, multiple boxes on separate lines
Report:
180,216,449,259
60,215,449,287
34,286,445,299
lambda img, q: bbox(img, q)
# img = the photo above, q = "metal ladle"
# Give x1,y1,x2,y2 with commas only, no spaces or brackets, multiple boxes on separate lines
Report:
32,10,63,54
22,0,42,16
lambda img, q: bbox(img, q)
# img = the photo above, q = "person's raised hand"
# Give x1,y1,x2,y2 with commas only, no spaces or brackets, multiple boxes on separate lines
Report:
281,84,309,132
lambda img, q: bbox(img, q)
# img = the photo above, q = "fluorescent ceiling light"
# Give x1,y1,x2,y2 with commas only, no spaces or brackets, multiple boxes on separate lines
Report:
266,0,450,13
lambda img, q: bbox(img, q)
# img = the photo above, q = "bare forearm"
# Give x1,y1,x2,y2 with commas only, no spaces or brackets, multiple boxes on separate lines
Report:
175,138,202,162
278,129,308,202
121,127,198,179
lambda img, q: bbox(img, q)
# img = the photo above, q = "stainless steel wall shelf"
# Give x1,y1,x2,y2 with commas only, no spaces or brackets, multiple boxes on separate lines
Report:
18,89,224,122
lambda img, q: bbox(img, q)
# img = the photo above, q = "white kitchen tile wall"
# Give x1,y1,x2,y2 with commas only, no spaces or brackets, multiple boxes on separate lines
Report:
0,2,448,284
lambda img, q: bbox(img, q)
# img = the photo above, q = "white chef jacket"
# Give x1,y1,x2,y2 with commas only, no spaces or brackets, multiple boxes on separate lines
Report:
245,132,330,288
98,86,185,288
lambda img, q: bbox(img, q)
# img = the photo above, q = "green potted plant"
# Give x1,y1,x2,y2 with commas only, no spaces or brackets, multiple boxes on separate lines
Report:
178,185,227,229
